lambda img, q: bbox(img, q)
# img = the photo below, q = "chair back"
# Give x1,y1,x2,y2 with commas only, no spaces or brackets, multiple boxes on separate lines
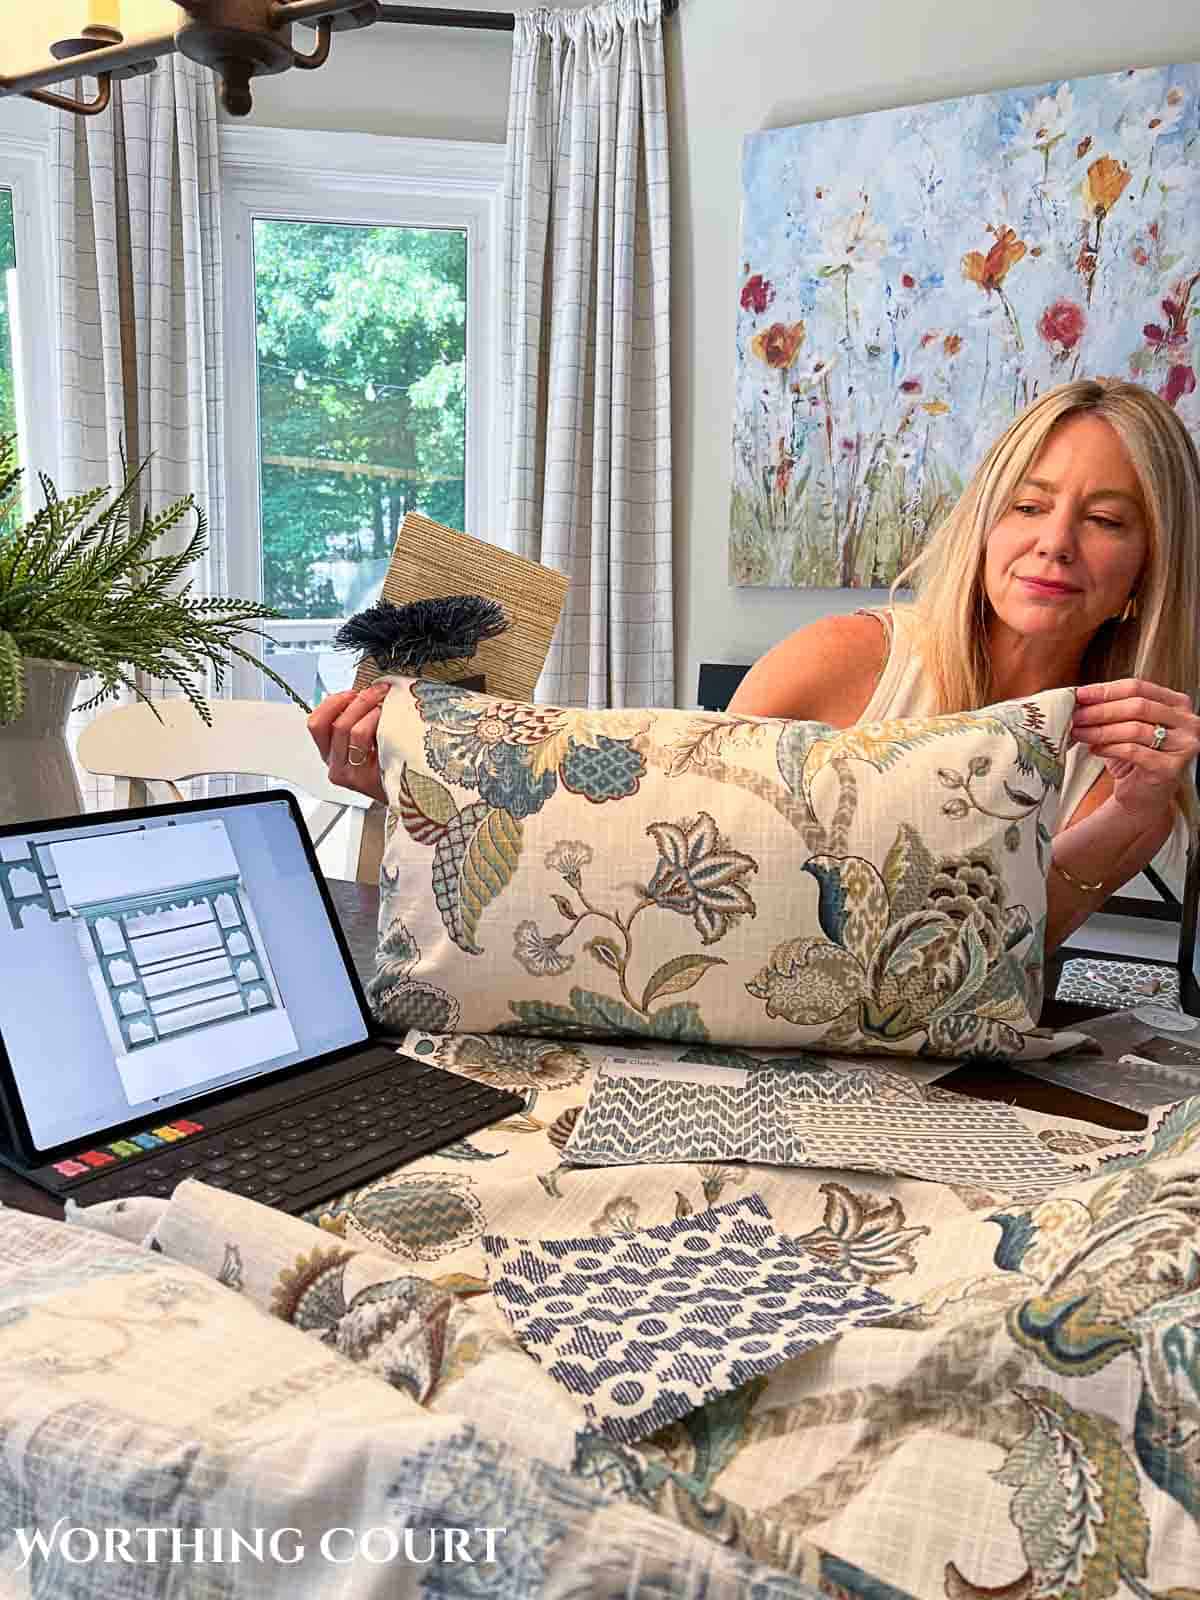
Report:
76,700,372,873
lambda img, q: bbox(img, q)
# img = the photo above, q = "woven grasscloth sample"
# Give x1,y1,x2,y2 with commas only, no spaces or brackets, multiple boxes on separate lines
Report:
352,512,569,701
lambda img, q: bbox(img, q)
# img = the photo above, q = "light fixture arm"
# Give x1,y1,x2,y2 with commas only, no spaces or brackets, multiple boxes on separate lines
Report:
0,1,383,119
0,35,176,102
22,78,114,116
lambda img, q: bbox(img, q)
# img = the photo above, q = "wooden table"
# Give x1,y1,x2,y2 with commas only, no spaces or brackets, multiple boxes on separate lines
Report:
0,880,1140,1220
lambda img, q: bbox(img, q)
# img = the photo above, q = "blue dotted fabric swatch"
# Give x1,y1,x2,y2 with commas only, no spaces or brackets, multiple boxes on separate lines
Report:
482,1193,903,1444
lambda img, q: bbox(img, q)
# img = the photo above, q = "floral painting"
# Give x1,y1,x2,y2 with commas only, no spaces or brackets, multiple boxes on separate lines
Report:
730,63,1200,587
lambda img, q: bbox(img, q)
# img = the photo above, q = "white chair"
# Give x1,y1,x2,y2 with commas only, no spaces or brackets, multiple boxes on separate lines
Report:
76,699,374,881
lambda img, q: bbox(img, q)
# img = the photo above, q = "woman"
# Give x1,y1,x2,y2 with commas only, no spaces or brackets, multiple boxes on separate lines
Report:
726,378,1200,952
310,378,1199,954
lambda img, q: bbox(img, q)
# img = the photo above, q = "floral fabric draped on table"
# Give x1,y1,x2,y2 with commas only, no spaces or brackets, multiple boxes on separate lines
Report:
52,1031,1200,1600
730,62,1200,587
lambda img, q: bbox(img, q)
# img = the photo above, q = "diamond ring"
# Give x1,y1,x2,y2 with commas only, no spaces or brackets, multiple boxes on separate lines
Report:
347,745,370,767
1151,724,1168,751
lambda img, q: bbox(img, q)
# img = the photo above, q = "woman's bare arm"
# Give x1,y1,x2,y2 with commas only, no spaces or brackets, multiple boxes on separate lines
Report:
725,613,889,727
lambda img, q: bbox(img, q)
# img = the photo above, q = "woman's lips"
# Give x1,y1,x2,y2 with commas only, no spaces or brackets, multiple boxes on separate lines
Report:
1018,576,1081,597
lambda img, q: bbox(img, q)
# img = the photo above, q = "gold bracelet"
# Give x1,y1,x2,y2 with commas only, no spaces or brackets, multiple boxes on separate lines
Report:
1051,860,1104,894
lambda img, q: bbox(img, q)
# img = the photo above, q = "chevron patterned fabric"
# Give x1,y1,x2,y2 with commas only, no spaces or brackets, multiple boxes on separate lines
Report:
565,1059,1078,1203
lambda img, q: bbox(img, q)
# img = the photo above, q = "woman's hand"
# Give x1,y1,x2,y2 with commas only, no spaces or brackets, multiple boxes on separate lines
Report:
1071,678,1200,823
307,681,392,805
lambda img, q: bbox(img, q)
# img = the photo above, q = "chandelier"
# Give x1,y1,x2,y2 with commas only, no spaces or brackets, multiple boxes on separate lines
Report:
0,1,384,118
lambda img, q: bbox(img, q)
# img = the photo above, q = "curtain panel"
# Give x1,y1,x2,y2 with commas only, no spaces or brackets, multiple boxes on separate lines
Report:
50,57,226,809
503,0,673,709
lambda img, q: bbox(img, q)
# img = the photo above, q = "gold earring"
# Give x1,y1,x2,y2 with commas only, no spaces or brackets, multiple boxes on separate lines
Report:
1119,593,1138,623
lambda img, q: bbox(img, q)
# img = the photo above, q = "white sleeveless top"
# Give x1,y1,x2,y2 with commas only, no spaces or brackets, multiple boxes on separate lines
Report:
856,607,1190,896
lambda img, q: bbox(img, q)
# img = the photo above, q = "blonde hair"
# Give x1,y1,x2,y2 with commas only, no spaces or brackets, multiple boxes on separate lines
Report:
884,378,1200,826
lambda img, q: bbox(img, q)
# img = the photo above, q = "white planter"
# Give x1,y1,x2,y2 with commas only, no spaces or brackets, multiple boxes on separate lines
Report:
0,657,85,826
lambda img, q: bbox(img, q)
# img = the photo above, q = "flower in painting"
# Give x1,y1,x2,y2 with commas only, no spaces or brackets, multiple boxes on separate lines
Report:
740,273,774,314
1081,155,1131,219
961,225,1027,293
751,320,806,370
645,812,758,946
1162,365,1197,410
1013,83,1074,160
1120,91,1186,162
545,839,593,886
513,920,574,978
1143,280,1195,353
943,334,962,356
820,201,888,277
790,352,838,391
900,378,922,394
1155,159,1197,208
1038,300,1086,354
775,436,795,497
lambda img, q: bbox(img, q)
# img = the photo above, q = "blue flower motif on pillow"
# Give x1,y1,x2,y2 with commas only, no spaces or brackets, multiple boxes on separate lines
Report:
412,679,647,818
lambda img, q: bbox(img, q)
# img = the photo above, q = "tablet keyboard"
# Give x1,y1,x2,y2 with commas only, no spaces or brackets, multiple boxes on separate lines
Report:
72,1055,524,1215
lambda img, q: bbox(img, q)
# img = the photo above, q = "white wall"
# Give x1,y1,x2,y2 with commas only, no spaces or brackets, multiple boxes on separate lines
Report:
668,0,1200,705
229,16,512,142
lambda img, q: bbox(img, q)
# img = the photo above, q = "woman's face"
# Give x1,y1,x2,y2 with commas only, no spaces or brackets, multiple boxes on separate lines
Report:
983,413,1150,647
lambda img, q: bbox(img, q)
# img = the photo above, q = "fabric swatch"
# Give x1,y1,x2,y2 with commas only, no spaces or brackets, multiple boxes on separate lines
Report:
482,1193,900,1444
564,1060,1077,1202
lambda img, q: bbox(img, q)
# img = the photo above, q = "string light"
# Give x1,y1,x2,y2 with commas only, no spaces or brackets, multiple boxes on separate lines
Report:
260,360,415,401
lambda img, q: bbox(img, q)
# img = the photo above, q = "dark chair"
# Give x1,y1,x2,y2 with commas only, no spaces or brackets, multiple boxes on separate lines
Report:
697,663,750,712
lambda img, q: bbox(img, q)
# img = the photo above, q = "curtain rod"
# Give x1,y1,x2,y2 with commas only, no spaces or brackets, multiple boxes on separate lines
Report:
377,2,679,29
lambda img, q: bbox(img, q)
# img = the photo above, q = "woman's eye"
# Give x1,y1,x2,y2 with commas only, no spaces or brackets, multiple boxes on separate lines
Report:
1090,516,1123,529
1013,504,1041,516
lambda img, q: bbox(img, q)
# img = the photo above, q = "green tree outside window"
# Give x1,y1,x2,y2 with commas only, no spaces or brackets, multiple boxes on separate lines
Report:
253,220,468,620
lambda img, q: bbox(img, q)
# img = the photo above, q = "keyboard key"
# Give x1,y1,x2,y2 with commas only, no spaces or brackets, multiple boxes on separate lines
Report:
258,1138,283,1153
229,1134,254,1149
277,1117,299,1130
260,1189,286,1207
310,1134,332,1148
205,1157,233,1174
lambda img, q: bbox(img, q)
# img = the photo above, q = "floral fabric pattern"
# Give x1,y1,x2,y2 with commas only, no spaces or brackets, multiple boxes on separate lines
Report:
58,1034,1200,1600
376,676,1087,1059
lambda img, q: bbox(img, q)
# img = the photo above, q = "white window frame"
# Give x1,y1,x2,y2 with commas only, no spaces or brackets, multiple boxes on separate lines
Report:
220,124,505,697
0,98,59,506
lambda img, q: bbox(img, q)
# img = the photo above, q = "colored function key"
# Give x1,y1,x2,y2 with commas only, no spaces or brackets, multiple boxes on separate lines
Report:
53,1159,89,1178
79,1150,116,1167
131,1133,163,1150
171,1120,204,1134
108,1140,141,1158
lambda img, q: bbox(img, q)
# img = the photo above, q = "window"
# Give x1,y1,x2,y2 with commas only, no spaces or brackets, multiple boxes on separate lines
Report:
0,188,19,449
0,105,58,516
222,128,504,704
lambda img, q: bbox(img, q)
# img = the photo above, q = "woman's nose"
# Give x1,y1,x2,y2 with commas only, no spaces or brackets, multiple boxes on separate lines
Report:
1034,508,1079,561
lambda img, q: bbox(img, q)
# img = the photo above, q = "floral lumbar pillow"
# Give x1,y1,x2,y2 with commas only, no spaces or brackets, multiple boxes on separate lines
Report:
370,678,1088,1061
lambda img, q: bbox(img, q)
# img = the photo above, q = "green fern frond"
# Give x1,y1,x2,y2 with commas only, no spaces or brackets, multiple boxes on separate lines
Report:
0,434,305,728
0,628,22,723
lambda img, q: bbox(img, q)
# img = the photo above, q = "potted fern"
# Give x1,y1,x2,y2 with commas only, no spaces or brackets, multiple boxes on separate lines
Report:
0,436,303,825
